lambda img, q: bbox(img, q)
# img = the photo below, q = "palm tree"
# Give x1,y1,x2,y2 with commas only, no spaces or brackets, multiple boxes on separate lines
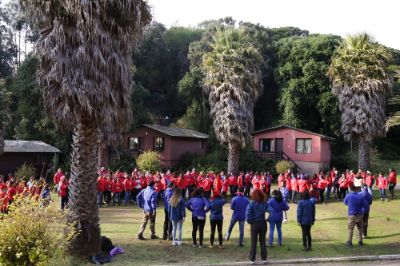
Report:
20,0,151,256
328,33,393,170
203,28,263,176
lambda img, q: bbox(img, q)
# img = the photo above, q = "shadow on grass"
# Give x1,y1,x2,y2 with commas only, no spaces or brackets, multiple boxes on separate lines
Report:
366,232,400,239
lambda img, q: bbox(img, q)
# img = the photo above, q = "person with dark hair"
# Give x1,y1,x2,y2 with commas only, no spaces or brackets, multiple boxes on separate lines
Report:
162,182,175,240
186,188,210,248
388,168,397,199
209,191,226,249
297,191,315,251
344,185,368,247
225,187,249,246
267,190,289,247
360,186,372,238
137,181,159,240
246,189,268,265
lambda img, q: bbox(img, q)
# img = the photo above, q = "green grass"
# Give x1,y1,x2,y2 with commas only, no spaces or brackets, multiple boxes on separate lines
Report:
92,189,400,266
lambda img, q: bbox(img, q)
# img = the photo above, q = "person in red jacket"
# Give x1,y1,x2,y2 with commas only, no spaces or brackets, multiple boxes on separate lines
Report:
112,177,123,206
59,177,69,210
202,175,212,198
326,171,333,200
237,172,244,191
222,176,229,198
298,176,309,194
7,181,17,203
213,174,223,196
177,173,188,198
53,168,64,192
338,174,348,200
0,188,9,213
388,168,397,199
228,173,237,197
186,171,195,196
104,175,113,205
377,173,388,201
244,172,252,197
252,174,261,190
291,175,299,203
124,174,135,206
317,175,327,204
278,174,285,189
365,171,374,195
97,175,107,207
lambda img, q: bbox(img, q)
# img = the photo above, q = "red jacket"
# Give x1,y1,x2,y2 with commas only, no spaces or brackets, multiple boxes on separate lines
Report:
252,177,260,190
59,183,69,197
237,175,244,188
201,178,212,192
291,178,298,192
213,176,222,192
365,174,374,187
298,179,309,193
7,187,17,201
53,172,64,184
124,179,135,191
106,180,113,191
278,174,285,188
318,179,327,190
377,176,388,189
339,177,348,188
245,174,252,186
0,191,9,212
388,171,397,184
222,178,229,193
97,177,107,192
112,180,123,193
228,175,237,186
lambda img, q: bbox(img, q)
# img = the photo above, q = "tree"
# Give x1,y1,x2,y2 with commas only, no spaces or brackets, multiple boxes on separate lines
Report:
0,0,17,79
20,0,151,257
0,86,11,156
328,33,393,170
203,28,263,175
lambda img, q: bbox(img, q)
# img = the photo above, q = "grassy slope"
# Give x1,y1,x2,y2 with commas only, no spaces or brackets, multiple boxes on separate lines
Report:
94,190,400,266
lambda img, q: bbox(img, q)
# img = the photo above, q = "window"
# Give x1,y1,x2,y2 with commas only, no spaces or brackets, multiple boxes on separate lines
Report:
296,138,312,154
154,137,164,151
260,139,273,152
128,137,141,150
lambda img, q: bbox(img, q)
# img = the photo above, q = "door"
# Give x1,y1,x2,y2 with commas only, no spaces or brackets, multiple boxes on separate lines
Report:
275,138,284,154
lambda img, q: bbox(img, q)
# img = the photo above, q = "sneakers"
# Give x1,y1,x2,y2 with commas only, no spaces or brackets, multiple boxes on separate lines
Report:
193,244,198,247
224,234,230,241
249,261,256,265
283,218,288,223
358,241,363,246
172,241,177,246
137,234,145,240
208,245,214,249
345,241,353,248
218,245,223,249
198,245,203,248
177,241,182,246
150,235,159,240
262,261,267,265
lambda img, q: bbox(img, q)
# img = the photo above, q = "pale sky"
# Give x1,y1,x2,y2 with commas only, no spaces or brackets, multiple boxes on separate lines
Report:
147,0,400,50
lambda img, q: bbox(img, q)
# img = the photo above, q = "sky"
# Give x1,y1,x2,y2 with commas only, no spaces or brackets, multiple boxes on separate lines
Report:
147,0,400,50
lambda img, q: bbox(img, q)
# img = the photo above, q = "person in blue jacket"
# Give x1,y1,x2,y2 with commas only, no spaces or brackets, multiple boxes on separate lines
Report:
360,186,372,238
297,191,315,251
168,189,186,246
186,188,210,248
267,190,289,247
344,185,369,247
246,189,268,265
162,182,174,240
137,181,159,240
225,187,249,247
209,191,226,248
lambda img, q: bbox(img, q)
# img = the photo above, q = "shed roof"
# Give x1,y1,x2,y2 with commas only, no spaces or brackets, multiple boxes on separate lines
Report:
4,140,61,153
143,124,209,139
252,125,335,141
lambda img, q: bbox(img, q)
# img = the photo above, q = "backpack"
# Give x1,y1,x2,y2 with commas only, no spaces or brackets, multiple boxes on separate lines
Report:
101,236,114,253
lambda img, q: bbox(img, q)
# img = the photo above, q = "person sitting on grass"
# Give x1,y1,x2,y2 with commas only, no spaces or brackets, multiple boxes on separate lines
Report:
209,191,226,249
186,188,210,248
297,191,315,251
267,190,289,247
168,189,186,246
137,181,159,240
225,187,249,247
246,189,268,265
344,185,368,247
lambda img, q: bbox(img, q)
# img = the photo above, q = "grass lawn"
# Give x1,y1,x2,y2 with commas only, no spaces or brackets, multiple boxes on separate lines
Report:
95,189,400,266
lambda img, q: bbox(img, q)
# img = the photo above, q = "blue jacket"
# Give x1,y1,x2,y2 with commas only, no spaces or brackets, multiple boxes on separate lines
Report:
280,187,289,202
359,188,372,212
267,197,289,222
185,196,210,219
168,198,186,222
231,194,249,221
162,188,174,210
297,199,315,225
136,186,158,213
210,197,226,220
344,192,369,215
246,201,268,223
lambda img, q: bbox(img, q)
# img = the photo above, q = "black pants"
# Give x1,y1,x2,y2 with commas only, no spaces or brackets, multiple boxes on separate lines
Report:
249,220,267,262
363,210,369,237
210,219,223,246
104,190,112,205
61,196,68,210
339,188,347,199
245,186,250,197
301,224,312,248
319,189,325,203
192,217,206,246
163,209,173,239
188,185,195,197
230,186,237,197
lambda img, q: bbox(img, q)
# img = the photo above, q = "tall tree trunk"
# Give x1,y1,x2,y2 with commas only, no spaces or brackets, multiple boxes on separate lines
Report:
68,114,101,257
358,139,371,170
228,143,240,176
0,127,4,156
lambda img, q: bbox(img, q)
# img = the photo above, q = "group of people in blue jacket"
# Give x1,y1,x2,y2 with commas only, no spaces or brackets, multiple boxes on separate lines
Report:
135,179,372,265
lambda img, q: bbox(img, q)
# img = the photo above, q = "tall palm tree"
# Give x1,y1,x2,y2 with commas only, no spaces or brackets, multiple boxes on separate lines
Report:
20,0,151,256
328,33,393,170
203,28,263,176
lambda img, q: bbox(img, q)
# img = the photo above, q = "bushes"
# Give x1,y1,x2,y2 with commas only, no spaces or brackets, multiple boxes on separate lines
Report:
136,151,162,172
275,160,294,174
109,150,136,172
15,163,37,181
0,197,75,266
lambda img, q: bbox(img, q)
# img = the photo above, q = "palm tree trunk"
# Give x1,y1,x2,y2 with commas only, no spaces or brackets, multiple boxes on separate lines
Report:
68,114,101,257
358,139,371,170
228,143,240,176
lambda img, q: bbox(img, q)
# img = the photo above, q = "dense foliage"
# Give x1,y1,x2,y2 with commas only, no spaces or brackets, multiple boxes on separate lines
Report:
136,151,162,172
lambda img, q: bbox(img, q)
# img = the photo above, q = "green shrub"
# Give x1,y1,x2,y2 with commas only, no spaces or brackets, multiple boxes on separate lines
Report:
136,151,162,172
15,163,37,181
0,197,76,266
275,160,294,174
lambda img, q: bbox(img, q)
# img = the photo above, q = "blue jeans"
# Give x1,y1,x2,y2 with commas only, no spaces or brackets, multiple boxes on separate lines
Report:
124,191,131,205
269,221,282,246
226,217,245,244
97,192,103,206
326,186,332,199
172,220,183,243
113,192,121,205
379,189,387,199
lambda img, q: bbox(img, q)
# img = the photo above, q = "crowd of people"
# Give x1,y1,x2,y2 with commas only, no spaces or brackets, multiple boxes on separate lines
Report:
0,166,397,264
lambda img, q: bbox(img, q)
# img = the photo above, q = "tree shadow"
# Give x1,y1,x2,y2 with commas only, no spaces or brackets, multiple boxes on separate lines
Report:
366,233,400,239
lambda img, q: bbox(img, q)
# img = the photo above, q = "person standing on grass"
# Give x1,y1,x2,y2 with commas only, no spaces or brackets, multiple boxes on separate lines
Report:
377,173,388,201
339,174,348,200
123,173,134,206
162,182,174,240
137,181,159,240
317,175,327,204
267,190,290,247
186,188,210,248
246,189,268,265
225,187,249,246
59,176,69,210
168,189,186,246
291,175,298,203
360,186,372,238
209,191,226,249
388,168,397,199
297,191,315,251
344,185,368,247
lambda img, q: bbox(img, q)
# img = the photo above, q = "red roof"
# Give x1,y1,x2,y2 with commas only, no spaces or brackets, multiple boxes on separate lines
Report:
252,125,335,141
